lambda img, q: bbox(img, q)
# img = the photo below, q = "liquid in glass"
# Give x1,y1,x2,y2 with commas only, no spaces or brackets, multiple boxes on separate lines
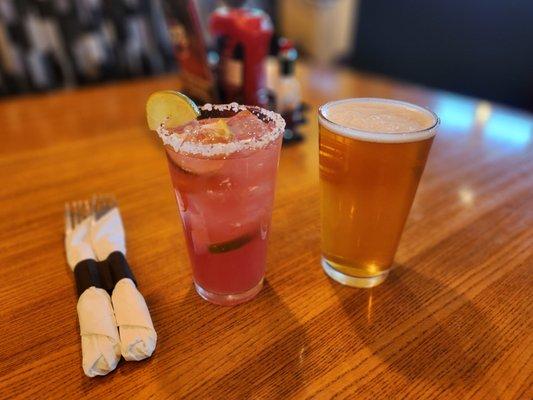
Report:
319,98,439,287
159,104,285,305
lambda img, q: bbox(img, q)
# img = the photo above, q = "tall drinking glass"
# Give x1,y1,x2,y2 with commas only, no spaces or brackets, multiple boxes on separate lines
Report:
158,104,285,305
319,98,439,288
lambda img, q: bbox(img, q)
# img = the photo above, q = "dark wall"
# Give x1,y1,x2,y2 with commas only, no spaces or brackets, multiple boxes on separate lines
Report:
350,0,533,111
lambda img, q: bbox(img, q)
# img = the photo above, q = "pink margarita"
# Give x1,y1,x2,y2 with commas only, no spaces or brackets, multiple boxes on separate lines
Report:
157,103,285,305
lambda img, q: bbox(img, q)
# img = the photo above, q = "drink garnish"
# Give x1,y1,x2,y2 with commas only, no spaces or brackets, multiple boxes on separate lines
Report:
146,90,200,130
208,232,254,253
203,119,233,141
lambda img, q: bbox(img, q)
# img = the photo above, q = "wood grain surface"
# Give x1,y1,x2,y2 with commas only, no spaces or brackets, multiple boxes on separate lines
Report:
0,64,532,399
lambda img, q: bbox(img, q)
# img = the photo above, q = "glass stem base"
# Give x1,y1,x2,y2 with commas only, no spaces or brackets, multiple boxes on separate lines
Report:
321,257,389,288
195,278,264,306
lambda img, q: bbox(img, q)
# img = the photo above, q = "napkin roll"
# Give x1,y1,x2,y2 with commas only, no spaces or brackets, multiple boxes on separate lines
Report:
73,259,121,377
106,252,157,361
77,287,121,377
112,278,157,361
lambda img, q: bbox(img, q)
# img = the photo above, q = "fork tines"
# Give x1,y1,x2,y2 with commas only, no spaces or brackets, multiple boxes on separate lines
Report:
92,194,117,221
65,200,91,232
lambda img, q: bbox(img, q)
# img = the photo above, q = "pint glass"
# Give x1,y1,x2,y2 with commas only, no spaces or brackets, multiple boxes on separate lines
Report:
319,98,439,287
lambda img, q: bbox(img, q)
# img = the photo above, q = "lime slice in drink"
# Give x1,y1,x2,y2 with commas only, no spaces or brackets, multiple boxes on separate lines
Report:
208,233,254,253
146,90,200,130
202,119,233,142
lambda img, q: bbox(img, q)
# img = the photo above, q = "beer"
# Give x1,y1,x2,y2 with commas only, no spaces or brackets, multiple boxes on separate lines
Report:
319,98,439,287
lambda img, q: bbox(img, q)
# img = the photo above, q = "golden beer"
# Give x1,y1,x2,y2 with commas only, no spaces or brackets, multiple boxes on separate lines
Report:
319,98,439,287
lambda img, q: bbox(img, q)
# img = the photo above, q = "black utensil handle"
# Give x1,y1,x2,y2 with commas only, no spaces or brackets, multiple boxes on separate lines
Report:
74,259,104,297
107,251,137,287
97,260,115,294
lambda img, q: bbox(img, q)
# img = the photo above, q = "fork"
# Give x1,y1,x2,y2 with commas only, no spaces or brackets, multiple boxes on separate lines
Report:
64,199,95,276
66,198,118,294
92,194,117,221
64,199,121,377
90,194,133,285
65,200,90,235
90,193,157,361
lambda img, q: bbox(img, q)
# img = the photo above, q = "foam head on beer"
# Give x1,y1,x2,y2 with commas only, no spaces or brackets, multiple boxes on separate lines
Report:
319,98,437,142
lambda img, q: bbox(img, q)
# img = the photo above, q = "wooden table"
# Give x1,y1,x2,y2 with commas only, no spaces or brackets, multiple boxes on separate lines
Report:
1,65,532,399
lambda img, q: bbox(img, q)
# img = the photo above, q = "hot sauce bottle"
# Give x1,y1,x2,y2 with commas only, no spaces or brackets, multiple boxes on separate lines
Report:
210,6,273,107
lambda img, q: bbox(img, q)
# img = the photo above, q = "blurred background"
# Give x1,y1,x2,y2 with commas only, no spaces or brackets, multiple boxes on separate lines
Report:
0,0,532,111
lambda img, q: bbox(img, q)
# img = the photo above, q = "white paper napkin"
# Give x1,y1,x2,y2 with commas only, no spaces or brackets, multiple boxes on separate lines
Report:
65,217,96,268
112,278,157,361
90,208,126,260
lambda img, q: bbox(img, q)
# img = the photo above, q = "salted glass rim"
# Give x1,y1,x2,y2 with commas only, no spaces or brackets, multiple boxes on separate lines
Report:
157,102,285,156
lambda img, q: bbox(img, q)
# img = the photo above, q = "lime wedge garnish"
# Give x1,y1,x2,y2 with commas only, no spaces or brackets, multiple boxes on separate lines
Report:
146,90,200,130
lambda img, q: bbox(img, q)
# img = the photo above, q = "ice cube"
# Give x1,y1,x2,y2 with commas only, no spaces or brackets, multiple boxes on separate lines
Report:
227,110,270,140
188,214,210,254
167,118,232,145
